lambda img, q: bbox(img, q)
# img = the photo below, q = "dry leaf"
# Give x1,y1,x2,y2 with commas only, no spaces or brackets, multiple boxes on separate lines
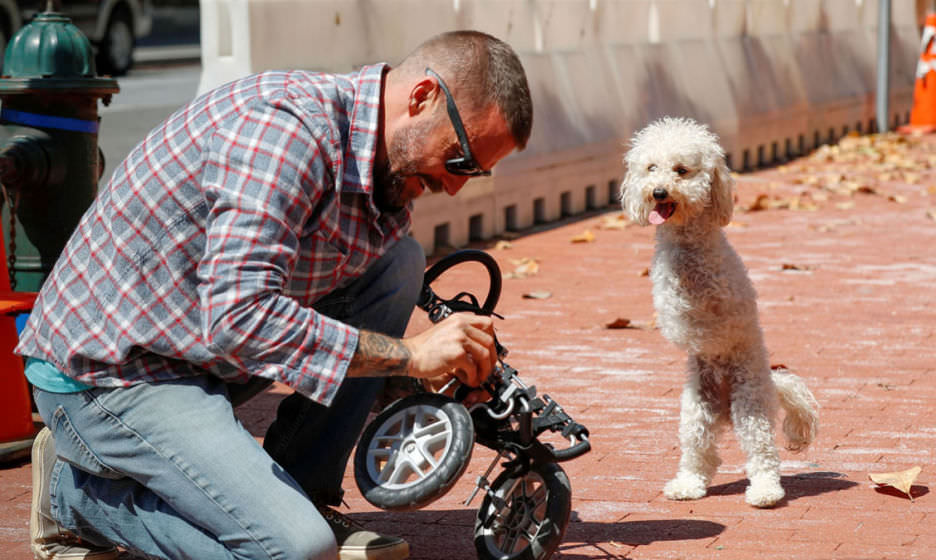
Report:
504,258,540,279
869,466,922,501
605,318,632,329
599,213,630,230
571,230,596,243
781,263,815,272
927,209,936,221
522,291,552,300
493,240,513,250
888,194,908,204
835,201,856,210
746,193,770,212
638,267,649,277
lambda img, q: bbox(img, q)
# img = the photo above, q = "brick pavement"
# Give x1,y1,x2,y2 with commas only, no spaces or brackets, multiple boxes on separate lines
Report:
1,132,934,559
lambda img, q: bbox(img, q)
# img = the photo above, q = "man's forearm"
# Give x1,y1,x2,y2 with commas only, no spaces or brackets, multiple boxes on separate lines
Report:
346,330,412,378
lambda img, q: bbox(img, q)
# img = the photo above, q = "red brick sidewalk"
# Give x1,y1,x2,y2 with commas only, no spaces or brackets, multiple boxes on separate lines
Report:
2,133,934,559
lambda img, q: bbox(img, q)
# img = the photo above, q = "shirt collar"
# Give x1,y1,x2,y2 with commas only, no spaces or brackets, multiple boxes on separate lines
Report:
342,63,386,198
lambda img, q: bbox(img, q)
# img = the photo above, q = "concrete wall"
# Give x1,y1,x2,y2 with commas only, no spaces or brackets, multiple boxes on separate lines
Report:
198,0,921,254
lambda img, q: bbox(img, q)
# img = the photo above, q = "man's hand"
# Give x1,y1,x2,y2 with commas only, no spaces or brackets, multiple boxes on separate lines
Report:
402,314,497,387
345,314,497,389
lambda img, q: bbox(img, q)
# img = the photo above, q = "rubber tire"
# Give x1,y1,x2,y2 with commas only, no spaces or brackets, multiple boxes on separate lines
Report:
96,5,134,76
474,462,572,560
0,16,9,75
423,249,502,314
354,393,474,511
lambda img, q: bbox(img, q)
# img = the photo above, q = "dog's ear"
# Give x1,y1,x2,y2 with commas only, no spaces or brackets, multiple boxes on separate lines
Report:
710,157,734,227
620,164,643,224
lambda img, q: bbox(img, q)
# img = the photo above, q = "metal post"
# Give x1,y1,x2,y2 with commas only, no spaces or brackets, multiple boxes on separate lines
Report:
877,0,892,132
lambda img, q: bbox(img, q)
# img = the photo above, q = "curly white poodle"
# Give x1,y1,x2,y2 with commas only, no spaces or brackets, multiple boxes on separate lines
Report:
620,117,819,508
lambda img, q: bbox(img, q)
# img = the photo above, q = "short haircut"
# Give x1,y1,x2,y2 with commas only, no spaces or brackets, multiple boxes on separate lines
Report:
399,30,533,150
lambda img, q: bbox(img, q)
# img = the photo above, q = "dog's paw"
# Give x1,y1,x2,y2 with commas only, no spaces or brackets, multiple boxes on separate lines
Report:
745,476,785,508
663,473,708,501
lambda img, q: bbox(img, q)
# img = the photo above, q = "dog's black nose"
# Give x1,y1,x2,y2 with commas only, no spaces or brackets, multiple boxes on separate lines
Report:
652,187,668,201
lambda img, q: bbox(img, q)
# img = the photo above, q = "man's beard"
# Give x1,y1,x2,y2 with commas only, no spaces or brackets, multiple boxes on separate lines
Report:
374,121,441,213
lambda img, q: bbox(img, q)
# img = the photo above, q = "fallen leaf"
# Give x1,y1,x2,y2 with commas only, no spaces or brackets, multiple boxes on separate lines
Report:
493,240,513,250
504,258,540,279
781,263,815,272
869,466,922,501
571,230,596,243
746,193,770,212
522,291,551,300
835,201,856,210
605,318,632,329
599,214,630,230
927,209,936,221
638,267,649,277
888,194,908,204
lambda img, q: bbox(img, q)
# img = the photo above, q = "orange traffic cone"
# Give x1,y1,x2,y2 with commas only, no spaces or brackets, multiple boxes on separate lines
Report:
901,13,936,134
0,223,37,446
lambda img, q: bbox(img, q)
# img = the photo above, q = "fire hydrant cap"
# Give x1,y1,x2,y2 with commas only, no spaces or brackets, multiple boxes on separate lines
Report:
0,11,118,95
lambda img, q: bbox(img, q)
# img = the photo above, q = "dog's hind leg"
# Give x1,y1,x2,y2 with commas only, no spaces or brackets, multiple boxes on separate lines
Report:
729,367,785,508
664,361,725,501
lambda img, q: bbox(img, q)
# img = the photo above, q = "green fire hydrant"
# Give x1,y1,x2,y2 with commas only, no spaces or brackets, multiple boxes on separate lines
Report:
0,7,118,291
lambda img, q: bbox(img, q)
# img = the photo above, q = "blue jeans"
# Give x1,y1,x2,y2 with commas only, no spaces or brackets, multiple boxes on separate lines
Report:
33,237,425,560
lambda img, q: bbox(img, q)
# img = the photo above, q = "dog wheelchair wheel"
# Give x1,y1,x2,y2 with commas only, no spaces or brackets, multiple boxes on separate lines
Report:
474,462,572,560
354,393,474,511
418,249,502,322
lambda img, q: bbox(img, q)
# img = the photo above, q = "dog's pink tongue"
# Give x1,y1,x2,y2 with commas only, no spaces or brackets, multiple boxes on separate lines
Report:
649,210,667,225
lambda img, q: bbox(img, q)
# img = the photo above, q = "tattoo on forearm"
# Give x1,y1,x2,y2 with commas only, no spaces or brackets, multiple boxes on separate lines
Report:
347,331,411,378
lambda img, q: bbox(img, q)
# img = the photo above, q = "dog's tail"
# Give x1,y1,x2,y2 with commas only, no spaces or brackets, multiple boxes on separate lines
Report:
771,367,819,452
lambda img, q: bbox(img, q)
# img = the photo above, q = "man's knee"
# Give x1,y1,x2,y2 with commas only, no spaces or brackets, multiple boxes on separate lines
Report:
270,516,337,560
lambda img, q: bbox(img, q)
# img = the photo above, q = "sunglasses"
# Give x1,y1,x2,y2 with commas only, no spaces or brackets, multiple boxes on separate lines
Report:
425,68,492,177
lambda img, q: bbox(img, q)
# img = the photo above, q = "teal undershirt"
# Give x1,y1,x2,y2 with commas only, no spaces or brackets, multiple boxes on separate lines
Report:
24,357,93,393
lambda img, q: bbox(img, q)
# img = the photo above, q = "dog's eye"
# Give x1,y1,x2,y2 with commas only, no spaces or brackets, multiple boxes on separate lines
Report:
675,166,689,176
648,164,657,172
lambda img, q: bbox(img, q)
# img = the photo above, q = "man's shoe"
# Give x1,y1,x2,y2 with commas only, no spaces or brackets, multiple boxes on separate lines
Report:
30,427,118,560
318,505,409,560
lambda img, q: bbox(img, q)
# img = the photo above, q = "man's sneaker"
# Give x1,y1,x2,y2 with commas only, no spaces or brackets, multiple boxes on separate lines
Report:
318,505,409,560
30,427,118,560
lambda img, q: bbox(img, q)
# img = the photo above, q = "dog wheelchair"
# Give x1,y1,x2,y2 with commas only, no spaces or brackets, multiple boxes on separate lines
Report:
353,249,591,560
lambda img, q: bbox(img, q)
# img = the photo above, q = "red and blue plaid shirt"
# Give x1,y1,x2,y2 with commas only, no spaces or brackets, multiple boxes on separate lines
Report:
16,64,411,406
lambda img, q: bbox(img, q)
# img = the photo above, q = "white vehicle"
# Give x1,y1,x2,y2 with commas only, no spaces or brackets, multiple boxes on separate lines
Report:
1,0,153,76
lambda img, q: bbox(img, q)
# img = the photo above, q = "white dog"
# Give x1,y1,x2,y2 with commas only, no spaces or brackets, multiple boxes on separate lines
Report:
620,117,819,508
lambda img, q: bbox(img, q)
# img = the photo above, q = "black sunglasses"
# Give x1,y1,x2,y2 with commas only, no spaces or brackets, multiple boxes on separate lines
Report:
425,68,492,177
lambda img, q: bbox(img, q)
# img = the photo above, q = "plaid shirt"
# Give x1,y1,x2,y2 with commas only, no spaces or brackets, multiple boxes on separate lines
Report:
16,64,411,406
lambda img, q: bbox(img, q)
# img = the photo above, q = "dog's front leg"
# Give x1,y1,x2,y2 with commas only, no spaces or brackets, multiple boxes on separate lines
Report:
664,366,724,501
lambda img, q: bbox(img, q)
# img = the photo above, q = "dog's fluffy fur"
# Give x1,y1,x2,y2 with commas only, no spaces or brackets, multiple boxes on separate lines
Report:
620,117,819,508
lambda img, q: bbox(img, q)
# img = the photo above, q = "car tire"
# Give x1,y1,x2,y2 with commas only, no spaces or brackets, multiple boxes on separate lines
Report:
96,4,134,76
0,14,10,74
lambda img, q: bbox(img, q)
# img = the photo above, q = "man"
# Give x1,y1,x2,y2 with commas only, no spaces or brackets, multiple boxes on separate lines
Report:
18,30,532,560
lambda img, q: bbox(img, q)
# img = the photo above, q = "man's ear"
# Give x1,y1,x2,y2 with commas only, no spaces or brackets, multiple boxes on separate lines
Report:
408,77,438,116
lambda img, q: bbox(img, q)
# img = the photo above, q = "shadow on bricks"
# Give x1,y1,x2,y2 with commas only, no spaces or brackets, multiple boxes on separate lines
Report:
561,517,726,548
707,472,858,505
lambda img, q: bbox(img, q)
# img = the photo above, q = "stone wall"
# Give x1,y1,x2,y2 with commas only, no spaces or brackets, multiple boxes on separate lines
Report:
197,0,920,253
